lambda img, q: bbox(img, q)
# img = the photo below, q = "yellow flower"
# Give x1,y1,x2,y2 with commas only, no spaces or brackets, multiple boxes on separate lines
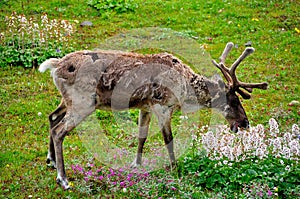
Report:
69,182,74,187
252,18,259,22
295,27,300,34
200,44,208,50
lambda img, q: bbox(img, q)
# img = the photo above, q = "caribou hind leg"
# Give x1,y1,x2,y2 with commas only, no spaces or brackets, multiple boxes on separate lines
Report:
50,94,95,189
47,100,67,168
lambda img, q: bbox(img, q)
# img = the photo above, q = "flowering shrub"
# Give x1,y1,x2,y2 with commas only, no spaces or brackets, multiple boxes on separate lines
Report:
183,118,300,197
0,12,75,68
198,118,300,162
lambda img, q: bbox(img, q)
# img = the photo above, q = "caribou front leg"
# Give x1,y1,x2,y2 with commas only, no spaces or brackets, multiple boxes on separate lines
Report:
161,120,176,167
131,110,151,167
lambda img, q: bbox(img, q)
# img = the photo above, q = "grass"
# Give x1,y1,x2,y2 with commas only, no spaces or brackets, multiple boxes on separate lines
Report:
0,0,299,198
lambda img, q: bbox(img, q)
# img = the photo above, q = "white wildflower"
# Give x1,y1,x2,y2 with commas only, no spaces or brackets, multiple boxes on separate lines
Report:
269,118,279,135
292,124,299,135
283,132,292,143
281,146,291,159
280,159,284,165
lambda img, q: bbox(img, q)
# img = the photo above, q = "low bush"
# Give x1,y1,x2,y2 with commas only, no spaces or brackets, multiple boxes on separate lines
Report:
0,12,75,68
88,0,138,14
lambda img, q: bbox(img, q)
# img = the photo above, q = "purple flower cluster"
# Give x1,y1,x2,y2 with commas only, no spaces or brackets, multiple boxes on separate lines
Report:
242,182,276,198
71,164,150,190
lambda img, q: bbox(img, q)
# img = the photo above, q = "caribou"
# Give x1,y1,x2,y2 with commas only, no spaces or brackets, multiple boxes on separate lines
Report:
39,42,268,189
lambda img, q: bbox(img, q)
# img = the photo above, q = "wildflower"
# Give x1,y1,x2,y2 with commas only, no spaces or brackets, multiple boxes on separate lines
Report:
122,187,127,193
69,182,74,187
88,163,94,167
171,186,177,191
200,43,208,50
267,189,273,196
252,18,259,21
110,168,115,175
56,48,61,53
269,118,279,135
283,132,292,143
285,165,290,171
85,170,93,177
179,115,188,120
280,159,284,165
72,164,83,173
129,181,134,186
143,172,149,177
281,146,291,158
120,181,126,187
295,27,300,34
127,173,133,181
292,124,299,134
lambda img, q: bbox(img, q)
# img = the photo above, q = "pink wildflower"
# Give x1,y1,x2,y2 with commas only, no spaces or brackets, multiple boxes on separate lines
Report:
120,181,126,187
267,189,273,196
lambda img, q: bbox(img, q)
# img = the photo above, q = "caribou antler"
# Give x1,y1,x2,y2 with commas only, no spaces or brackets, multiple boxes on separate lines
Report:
212,42,268,99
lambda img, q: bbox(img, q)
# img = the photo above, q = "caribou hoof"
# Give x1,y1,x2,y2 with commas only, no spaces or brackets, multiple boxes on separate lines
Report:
56,176,70,190
46,158,57,169
130,158,141,168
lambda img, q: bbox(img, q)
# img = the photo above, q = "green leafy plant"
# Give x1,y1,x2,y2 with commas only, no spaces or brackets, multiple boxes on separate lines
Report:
88,0,138,14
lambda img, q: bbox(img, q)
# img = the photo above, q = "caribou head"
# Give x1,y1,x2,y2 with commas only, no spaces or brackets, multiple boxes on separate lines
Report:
212,42,268,132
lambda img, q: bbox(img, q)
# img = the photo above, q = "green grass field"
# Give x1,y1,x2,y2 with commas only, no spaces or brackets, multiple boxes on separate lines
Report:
1,0,299,198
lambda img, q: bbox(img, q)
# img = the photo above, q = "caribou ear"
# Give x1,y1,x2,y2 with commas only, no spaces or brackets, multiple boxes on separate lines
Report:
211,74,226,90
211,74,222,81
